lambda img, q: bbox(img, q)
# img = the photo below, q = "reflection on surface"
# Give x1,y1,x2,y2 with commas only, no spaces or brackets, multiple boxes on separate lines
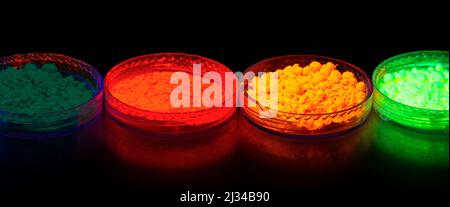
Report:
371,112,449,167
104,112,238,172
0,118,105,187
0,133,78,186
238,114,373,185
1,111,447,188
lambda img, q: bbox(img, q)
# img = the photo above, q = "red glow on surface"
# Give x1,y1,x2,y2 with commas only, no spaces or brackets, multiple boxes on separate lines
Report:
105,112,238,171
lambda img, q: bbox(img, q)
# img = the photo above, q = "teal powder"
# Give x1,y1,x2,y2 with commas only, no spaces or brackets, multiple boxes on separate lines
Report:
0,63,93,114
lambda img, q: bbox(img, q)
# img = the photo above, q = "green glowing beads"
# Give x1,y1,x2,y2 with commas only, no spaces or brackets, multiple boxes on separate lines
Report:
378,64,449,110
0,63,93,114
373,51,449,131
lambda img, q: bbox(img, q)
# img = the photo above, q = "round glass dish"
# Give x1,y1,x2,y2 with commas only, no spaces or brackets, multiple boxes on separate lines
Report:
241,55,373,137
105,53,236,135
0,53,104,139
373,51,449,132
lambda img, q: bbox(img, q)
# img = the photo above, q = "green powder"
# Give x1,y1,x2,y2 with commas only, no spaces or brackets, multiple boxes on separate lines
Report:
378,64,449,110
0,63,93,114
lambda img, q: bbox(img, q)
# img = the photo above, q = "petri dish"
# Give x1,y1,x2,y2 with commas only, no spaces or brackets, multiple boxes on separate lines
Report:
105,53,236,135
0,53,104,139
241,55,373,137
372,51,449,132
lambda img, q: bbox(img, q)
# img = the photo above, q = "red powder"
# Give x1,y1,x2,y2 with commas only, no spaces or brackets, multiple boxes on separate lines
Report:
110,70,229,113
105,54,236,134
106,69,235,133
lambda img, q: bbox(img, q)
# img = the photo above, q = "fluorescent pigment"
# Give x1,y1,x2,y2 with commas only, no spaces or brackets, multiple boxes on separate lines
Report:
373,51,449,131
248,61,367,130
377,64,449,110
0,63,93,114
242,55,373,137
105,53,236,134
110,71,217,113
0,53,103,139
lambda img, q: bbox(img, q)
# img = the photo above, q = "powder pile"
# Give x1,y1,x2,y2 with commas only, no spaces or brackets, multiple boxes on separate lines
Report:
0,63,93,114
378,64,449,110
110,71,221,113
248,61,367,130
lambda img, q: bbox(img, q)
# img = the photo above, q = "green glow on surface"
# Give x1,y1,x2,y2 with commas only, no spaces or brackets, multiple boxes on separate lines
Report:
373,51,449,131
371,113,449,167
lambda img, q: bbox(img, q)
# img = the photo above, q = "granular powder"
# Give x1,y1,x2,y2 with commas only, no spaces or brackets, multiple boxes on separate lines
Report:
0,63,93,114
110,71,220,113
377,64,449,110
249,61,367,130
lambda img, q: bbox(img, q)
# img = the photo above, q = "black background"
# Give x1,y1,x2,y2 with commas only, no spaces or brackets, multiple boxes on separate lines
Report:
0,6,449,206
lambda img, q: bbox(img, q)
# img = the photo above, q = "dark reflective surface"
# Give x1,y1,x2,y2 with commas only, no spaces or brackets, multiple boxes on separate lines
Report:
103,112,239,187
0,137,78,186
366,112,449,186
0,111,448,188
237,113,374,187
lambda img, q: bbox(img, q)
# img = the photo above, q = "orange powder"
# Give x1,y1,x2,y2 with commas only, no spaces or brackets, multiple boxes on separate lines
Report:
111,71,204,113
248,61,367,130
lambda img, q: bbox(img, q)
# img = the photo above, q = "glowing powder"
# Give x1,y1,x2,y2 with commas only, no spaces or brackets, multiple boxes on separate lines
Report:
0,63,93,114
248,61,367,130
373,51,449,131
377,64,449,110
105,53,236,134
110,71,218,113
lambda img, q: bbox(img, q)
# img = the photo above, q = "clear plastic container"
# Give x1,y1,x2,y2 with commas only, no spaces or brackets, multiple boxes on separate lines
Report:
372,51,449,132
105,53,236,135
241,55,373,137
0,53,104,139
